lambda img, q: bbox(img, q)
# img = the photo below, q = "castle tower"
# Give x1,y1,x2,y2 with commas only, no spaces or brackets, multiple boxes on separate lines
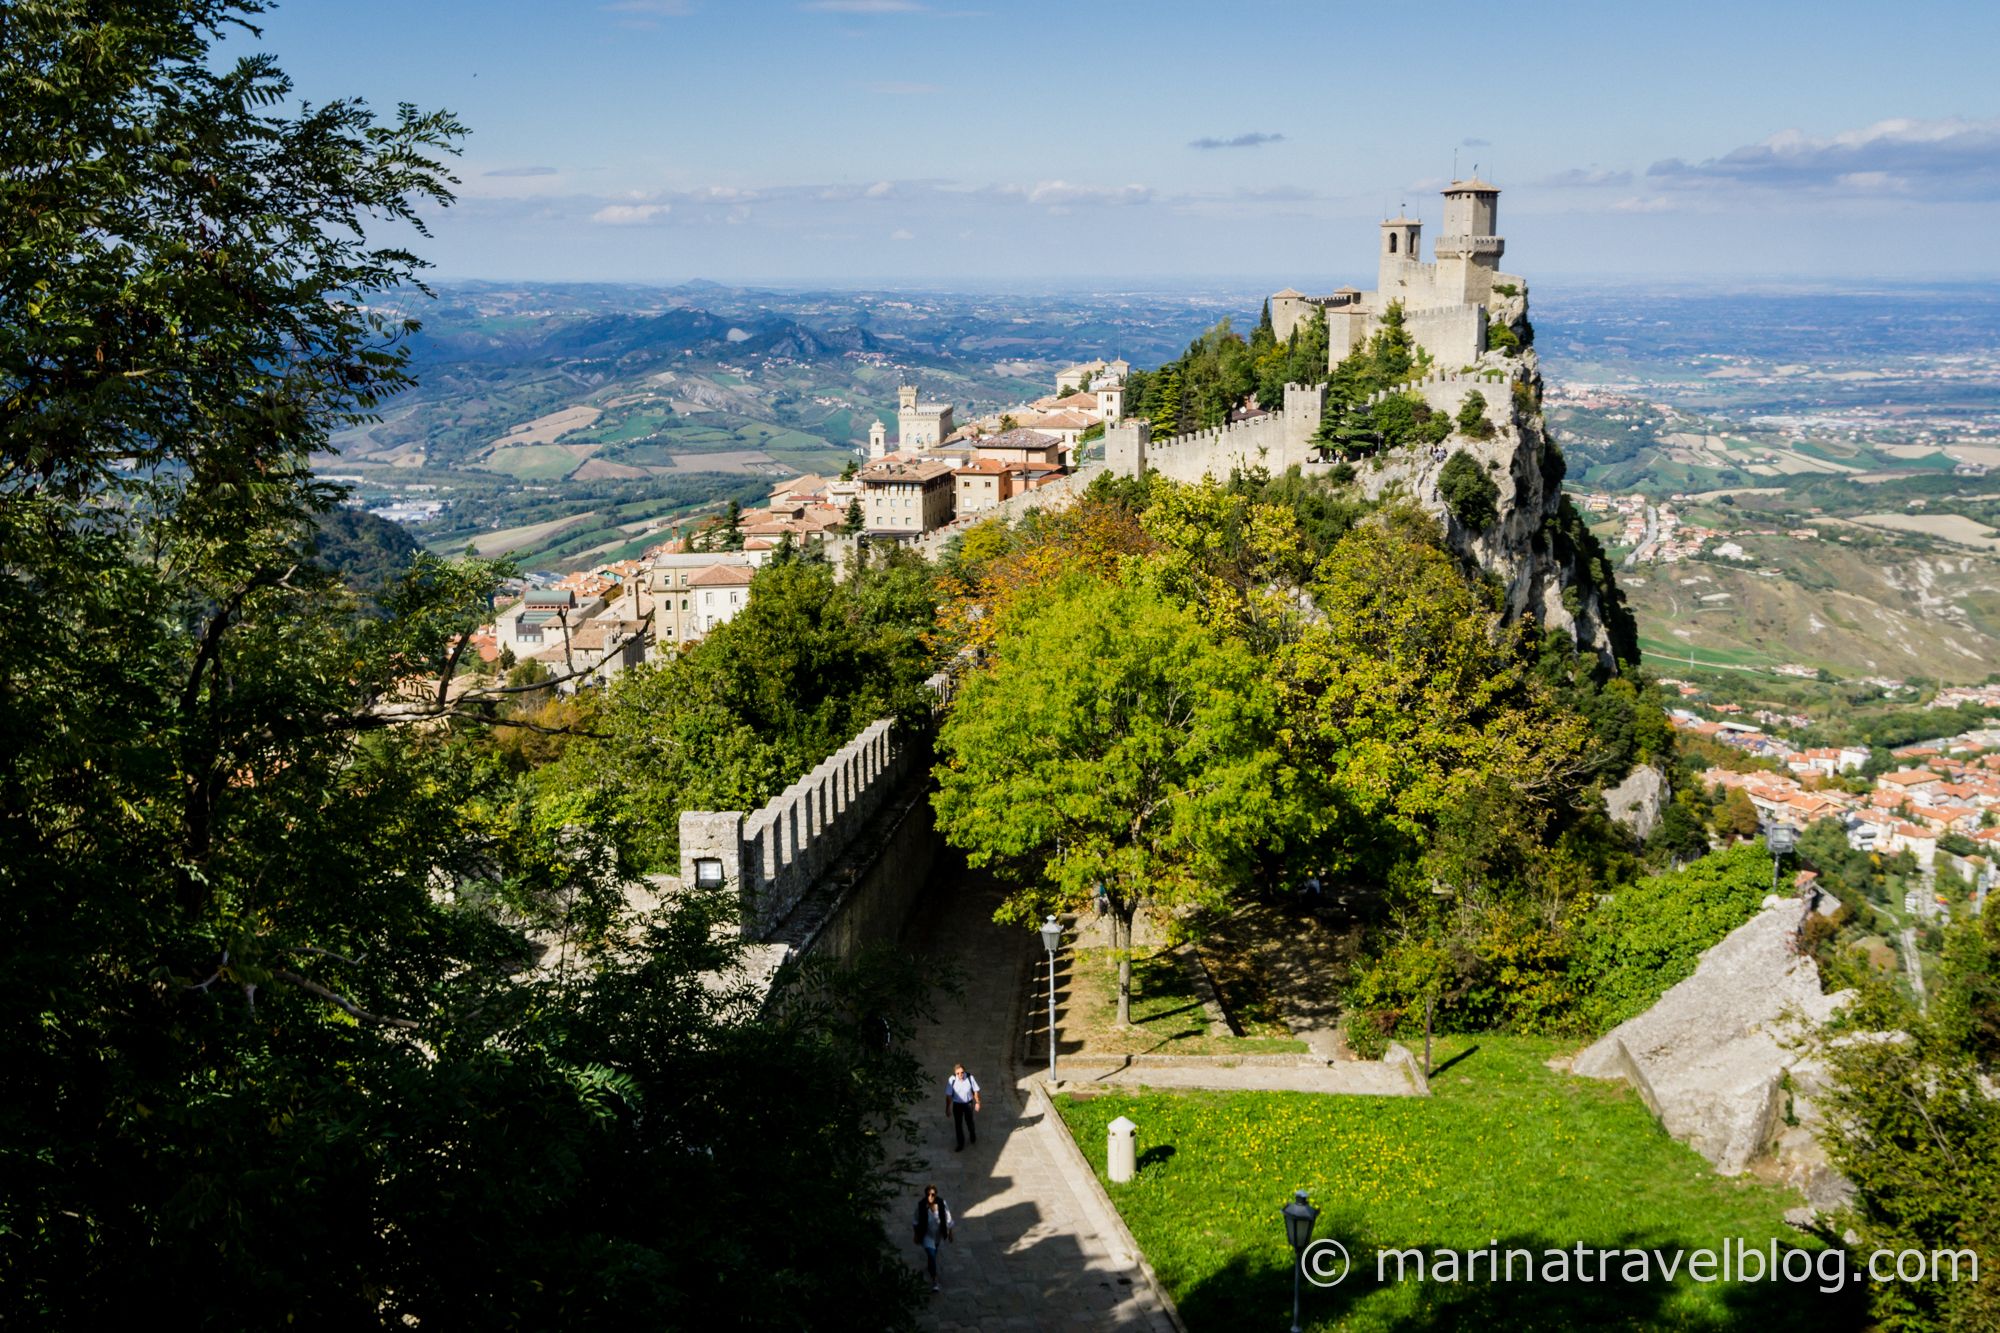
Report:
1380,215,1422,263
1436,178,1502,265
1377,213,1424,299
897,384,918,415
867,419,888,459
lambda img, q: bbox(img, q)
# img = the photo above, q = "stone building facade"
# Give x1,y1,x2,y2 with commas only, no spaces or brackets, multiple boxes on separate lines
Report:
1270,177,1524,370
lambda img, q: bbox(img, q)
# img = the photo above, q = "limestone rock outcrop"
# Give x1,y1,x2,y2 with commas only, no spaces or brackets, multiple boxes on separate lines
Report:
1604,765,1670,841
1574,895,1851,1177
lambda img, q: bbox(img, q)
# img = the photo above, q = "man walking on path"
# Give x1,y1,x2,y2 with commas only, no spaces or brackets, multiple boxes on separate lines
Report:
945,1063,980,1150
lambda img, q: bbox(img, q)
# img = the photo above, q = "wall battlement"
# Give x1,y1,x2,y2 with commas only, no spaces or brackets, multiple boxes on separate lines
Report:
1109,382,1327,483
679,669,953,939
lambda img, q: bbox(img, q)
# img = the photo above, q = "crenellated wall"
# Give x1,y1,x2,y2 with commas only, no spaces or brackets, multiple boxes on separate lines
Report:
1108,382,1328,483
679,670,953,940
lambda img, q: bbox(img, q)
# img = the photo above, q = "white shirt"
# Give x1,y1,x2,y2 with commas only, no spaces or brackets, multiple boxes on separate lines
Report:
946,1073,979,1104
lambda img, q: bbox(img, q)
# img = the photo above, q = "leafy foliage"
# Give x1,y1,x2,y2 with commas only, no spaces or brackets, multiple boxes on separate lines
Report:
0,7,929,1324
1819,905,2000,1329
307,507,424,602
1573,843,1775,1029
933,576,1285,1019
1438,450,1501,530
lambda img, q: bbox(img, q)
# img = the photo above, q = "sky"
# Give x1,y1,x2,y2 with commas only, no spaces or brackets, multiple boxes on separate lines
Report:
236,0,2000,287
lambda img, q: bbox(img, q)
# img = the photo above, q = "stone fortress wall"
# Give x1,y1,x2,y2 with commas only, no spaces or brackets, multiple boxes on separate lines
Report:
678,669,954,948
1105,382,1328,484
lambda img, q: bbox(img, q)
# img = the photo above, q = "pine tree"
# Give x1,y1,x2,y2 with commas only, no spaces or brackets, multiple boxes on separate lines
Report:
1149,367,1183,440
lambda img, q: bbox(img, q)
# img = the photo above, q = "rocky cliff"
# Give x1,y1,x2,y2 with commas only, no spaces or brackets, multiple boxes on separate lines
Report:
1347,295,1636,668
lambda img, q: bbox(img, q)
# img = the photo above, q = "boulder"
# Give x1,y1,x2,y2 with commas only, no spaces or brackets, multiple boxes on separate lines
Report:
1604,764,1669,841
1574,895,1850,1177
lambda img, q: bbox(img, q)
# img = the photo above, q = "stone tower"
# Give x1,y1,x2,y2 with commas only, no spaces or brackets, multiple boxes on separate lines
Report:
1437,178,1501,259
1377,213,1424,298
868,419,888,459
1436,177,1504,304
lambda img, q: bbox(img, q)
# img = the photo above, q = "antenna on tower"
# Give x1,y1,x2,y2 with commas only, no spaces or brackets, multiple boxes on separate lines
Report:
1453,147,1460,180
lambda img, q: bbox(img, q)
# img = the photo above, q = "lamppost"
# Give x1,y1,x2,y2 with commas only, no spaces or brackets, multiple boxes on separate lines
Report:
1281,1189,1320,1333
1039,916,1062,1085
1767,822,1798,895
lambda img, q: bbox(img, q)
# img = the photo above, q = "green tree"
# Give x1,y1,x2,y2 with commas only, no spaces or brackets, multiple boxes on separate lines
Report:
1715,785,1762,841
1438,450,1502,530
1146,366,1183,441
0,6,928,1323
1820,912,2000,1330
1275,513,1592,886
843,496,865,533
933,577,1285,1023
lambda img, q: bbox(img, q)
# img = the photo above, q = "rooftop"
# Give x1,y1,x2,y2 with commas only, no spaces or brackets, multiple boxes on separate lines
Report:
687,564,757,588
859,457,956,483
975,428,1062,451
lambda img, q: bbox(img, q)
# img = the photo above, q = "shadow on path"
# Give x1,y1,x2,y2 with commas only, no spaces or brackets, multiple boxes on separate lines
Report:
889,867,1177,1332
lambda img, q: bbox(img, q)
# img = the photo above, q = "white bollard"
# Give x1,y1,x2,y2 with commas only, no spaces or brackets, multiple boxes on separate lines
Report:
1106,1115,1137,1183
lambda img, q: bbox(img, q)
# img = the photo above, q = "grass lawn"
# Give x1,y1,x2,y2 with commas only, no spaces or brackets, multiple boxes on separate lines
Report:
1058,947,1308,1057
1058,1035,1866,1330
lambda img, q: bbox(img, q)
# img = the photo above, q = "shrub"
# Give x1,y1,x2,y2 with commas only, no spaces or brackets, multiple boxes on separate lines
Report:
1455,390,1494,440
1487,323,1520,355
1438,450,1501,530
1491,282,1520,297
1575,843,1774,1030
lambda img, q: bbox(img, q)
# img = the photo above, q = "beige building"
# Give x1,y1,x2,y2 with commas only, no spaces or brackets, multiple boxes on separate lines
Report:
971,427,1066,468
865,382,956,459
859,456,956,536
687,564,756,637
1055,358,1130,393
953,456,1067,515
650,551,765,649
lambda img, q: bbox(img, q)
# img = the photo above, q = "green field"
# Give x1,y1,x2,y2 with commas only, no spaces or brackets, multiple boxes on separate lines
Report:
1058,1036,1861,1331
481,444,583,481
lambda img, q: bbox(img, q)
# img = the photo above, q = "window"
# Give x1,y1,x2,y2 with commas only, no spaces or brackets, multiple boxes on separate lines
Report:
1388,232,1397,254
730,591,740,605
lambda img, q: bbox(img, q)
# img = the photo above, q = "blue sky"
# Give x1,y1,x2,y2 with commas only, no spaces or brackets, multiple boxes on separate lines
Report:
239,0,2000,286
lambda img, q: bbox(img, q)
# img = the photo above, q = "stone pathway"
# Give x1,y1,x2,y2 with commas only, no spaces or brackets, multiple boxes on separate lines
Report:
894,869,1179,1332
1055,1060,1413,1096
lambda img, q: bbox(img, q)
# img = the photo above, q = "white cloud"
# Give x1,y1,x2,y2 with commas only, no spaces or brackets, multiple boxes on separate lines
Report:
591,203,672,225
1648,116,2000,199
890,228,915,241
1019,180,1153,208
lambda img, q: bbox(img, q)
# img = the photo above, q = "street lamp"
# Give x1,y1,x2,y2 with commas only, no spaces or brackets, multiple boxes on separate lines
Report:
1281,1190,1320,1333
1767,823,1798,895
1039,916,1062,1085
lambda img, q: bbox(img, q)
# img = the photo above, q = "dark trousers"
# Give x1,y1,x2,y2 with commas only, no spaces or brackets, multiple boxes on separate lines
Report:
951,1099,976,1148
